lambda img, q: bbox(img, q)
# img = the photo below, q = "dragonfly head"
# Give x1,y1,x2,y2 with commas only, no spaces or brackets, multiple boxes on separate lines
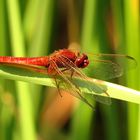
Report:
75,53,89,68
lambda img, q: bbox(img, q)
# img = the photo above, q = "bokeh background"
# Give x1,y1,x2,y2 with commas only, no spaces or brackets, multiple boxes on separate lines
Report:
0,0,139,140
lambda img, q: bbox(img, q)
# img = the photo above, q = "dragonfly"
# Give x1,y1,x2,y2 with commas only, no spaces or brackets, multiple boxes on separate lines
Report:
0,49,136,108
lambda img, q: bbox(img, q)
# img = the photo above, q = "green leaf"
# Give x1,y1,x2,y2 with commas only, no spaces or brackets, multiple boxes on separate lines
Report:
0,65,140,104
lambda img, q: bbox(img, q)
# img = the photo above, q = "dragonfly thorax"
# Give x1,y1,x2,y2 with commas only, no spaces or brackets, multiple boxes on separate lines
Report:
49,49,89,69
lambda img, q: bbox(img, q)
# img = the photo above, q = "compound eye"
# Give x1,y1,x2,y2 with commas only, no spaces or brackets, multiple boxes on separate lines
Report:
83,59,89,67
75,54,89,68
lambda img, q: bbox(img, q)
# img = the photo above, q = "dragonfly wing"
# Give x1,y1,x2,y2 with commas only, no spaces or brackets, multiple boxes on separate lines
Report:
87,59,122,80
49,60,96,108
56,55,111,105
86,54,137,80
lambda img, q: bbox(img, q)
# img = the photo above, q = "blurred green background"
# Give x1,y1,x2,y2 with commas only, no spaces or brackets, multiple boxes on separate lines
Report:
0,0,139,140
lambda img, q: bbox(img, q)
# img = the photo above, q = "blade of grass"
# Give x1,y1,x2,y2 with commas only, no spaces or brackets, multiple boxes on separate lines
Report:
0,0,6,56
70,104,94,140
94,1,122,139
23,0,40,41
0,66,140,105
7,0,36,140
70,1,98,140
99,103,121,140
100,0,126,140
81,1,96,49
0,0,15,140
24,0,54,56
81,1,122,140
124,1,140,140
111,0,125,51
24,0,55,118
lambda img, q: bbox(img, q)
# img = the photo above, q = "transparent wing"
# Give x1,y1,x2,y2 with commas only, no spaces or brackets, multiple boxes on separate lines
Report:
49,59,97,108
55,55,111,106
85,53,137,80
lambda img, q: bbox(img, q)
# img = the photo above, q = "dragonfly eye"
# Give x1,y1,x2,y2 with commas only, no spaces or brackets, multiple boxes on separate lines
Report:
75,54,89,68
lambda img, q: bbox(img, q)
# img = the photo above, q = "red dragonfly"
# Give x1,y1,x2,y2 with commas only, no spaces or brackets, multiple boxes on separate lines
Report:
0,49,136,108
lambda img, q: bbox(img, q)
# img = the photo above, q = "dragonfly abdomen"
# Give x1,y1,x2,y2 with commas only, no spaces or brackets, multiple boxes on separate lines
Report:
0,56,50,67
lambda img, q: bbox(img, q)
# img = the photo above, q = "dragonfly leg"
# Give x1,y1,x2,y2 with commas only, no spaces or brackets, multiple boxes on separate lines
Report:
70,70,74,79
54,77,63,97
61,68,69,73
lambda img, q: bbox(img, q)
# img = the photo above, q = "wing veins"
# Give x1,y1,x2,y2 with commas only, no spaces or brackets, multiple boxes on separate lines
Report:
56,55,111,105
50,58,95,108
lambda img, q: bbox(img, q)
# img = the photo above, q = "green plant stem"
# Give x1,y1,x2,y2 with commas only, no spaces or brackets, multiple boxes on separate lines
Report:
124,1,140,140
7,0,36,140
24,0,54,118
73,1,97,140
